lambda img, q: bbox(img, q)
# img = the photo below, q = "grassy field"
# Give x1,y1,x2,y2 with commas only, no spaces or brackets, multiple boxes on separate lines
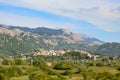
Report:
89,66,118,74
11,76,29,80
69,66,119,80
9,66,118,80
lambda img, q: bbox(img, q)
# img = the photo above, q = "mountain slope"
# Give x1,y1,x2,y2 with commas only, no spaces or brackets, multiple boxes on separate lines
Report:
0,24,103,57
95,42,120,56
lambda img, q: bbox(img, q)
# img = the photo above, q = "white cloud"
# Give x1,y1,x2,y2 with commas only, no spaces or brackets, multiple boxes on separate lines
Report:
0,11,76,30
0,11,57,28
0,0,120,32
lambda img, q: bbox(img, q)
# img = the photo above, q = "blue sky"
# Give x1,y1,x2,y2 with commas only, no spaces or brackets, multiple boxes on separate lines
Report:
0,0,120,42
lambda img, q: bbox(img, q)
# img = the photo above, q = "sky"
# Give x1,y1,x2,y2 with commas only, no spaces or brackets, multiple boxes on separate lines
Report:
0,0,120,42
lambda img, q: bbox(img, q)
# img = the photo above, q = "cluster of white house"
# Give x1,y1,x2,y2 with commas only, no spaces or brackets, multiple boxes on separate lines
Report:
31,48,99,60
32,49,69,56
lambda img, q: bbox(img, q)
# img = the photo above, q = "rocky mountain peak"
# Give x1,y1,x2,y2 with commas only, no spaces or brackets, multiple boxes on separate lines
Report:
0,27,23,37
0,24,104,57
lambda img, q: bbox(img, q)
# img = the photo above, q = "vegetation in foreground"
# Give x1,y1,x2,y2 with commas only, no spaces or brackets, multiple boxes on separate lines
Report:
0,51,120,80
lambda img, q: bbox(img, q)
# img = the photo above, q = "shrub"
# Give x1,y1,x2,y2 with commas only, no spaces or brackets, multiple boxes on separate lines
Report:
53,62,73,70
29,71,51,80
33,60,47,70
7,66,23,77
96,62,104,67
22,66,39,75
117,66,120,71
14,58,25,65
0,66,23,77
95,72,113,80
45,69,59,75
2,58,14,65
0,73,9,80
82,72,93,80
58,75,67,80
62,70,72,76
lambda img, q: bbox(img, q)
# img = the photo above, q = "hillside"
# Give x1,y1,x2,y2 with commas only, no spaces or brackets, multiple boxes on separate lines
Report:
0,24,103,57
95,42,120,56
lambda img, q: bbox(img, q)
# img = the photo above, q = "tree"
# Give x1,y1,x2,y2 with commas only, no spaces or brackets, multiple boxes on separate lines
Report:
14,58,24,65
2,58,14,65
33,59,48,70
53,62,73,70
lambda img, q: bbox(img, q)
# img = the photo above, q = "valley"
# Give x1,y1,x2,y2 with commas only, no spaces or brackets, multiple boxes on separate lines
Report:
0,24,120,80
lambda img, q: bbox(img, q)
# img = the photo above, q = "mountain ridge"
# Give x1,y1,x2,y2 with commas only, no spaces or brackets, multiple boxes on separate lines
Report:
96,42,120,56
0,24,103,57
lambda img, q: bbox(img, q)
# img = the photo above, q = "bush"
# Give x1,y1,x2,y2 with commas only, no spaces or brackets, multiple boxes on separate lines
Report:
22,66,39,75
0,66,23,77
82,71,120,80
7,66,23,77
14,58,25,65
0,73,9,80
33,60,48,70
45,69,59,75
2,58,14,65
115,72,120,79
95,72,113,80
29,71,51,80
53,62,73,70
96,62,104,67
82,72,93,80
117,66,120,71
62,70,72,76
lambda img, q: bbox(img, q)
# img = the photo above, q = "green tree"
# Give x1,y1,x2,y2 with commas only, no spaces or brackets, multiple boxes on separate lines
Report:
53,62,73,70
2,58,14,65
14,58,25,65
33,59,47,70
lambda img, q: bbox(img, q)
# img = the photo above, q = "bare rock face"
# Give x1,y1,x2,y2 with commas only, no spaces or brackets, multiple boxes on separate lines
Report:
0,27,23,37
